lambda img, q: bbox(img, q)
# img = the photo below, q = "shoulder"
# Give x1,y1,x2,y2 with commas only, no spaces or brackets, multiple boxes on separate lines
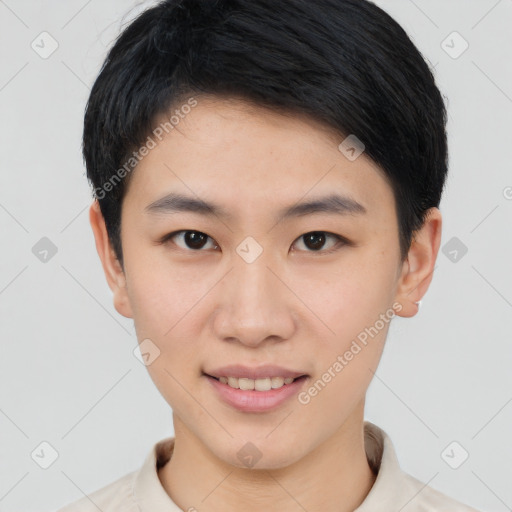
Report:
55,470,139,512
54,436,176,512
399,471,481,512
361,422,482,512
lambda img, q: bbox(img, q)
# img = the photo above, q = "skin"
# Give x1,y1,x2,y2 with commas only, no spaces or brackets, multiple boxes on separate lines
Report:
89,96,442,512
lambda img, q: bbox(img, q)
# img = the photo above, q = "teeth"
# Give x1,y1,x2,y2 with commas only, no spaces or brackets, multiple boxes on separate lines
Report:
218,376,297,391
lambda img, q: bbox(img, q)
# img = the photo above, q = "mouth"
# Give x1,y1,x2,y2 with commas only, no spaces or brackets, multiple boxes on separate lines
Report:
203,372,310,412
203,372,309,391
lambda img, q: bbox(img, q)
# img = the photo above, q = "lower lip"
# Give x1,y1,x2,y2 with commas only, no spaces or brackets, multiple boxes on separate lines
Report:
204,374,309,413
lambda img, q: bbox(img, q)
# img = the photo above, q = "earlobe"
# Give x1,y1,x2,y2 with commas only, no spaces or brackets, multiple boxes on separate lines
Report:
394,207,442,318
89,200,134,319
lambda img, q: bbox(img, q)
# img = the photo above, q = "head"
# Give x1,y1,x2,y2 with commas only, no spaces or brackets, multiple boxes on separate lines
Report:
87,0,446,469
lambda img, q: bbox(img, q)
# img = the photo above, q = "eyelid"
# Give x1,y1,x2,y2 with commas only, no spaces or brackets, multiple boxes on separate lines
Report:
159,230,218,249
159,230,350,253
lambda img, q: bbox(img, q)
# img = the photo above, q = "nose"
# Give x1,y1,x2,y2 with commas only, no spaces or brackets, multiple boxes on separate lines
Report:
212,252,296,348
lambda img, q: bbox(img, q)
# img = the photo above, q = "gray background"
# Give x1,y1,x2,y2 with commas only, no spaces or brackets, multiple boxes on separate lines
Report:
0,1,511,511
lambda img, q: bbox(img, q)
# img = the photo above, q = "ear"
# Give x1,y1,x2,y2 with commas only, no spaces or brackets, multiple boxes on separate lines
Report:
394,207,442,318
89,200,134,319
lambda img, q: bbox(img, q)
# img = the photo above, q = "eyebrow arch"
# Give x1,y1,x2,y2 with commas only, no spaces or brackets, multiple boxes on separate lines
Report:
144,192,367,222
277,193,367,220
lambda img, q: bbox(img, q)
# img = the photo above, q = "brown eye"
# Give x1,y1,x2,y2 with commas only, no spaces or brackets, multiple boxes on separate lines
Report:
303,232,327,250
293,231,347,253
162,230,218,251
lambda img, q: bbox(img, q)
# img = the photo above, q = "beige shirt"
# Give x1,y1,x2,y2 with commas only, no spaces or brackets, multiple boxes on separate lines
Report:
56,421,480,511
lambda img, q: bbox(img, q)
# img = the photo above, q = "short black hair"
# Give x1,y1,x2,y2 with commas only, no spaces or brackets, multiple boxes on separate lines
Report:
83,0,448,270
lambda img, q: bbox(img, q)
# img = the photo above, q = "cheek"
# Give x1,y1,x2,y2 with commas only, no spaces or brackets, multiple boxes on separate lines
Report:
125,253,195,333
294,254,397,341
125,257,207,367
298,277,394,422
125,263,204,408
294,251,397,406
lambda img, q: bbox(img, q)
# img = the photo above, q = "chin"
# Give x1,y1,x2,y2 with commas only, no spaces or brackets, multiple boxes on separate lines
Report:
209,432,304,471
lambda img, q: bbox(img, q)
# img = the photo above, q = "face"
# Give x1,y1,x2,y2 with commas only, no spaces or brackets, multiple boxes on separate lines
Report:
91,96,441,470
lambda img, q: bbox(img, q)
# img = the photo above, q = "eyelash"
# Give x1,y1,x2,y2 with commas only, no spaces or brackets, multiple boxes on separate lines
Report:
159,230,350,255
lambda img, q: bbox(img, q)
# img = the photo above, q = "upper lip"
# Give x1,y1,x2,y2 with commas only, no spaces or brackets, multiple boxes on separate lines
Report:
204,364,308,380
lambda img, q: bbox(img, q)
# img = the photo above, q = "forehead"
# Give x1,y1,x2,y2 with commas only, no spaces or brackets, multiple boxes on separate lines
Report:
123,97,394,220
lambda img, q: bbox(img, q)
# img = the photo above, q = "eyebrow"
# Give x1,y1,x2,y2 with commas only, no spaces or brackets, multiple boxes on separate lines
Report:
144,192,367,222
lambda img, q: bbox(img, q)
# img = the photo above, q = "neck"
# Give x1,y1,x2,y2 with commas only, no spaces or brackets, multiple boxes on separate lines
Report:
158,408,377,512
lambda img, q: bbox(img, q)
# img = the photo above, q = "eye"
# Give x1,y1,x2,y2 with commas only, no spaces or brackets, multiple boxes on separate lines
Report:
160,230,349,254
292,231,347,254
161,230,218,251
